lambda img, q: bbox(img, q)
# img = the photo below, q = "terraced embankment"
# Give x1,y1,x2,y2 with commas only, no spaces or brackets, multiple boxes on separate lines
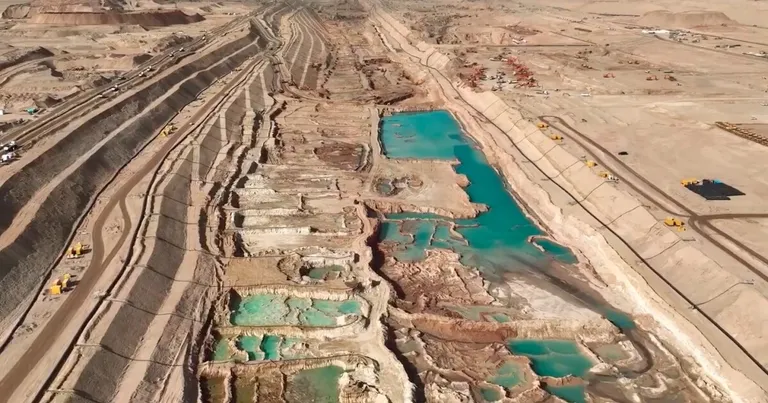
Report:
0,22,268,332
47,55,275,403
282,9,330,90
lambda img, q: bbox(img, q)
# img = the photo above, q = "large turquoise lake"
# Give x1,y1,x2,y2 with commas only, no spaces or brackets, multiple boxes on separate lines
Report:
379,110,577,275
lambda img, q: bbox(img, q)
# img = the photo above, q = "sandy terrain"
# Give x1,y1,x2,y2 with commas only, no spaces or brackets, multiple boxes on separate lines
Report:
0,0,767,402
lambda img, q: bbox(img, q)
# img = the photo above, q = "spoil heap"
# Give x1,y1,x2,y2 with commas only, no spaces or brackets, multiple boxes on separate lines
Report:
28,10,204,26
3,0,204,26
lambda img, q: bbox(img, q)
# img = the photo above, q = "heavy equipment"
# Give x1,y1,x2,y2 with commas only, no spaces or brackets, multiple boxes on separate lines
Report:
66,242,88,259
550,134,563,141
160,124,177,137
537,122,549,129
49,274,74,295
664,217,686,231
681,178,699,186
585,160,597,167
599,171,619,182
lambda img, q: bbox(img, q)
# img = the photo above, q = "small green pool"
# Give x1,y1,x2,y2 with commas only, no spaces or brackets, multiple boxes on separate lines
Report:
507,340,593,378
546,384,586,403
230,293,362,327
286,365,345,403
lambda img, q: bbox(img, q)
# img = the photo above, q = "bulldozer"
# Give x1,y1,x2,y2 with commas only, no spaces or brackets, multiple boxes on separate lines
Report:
66,242,89,259
537,122,549,129
664,217,686,231
550,134,563,141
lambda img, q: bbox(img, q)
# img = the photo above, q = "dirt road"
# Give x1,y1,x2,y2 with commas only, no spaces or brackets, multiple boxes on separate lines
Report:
0,52,266,403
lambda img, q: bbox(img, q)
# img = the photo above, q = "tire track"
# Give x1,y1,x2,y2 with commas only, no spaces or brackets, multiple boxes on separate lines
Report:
540,115,768,278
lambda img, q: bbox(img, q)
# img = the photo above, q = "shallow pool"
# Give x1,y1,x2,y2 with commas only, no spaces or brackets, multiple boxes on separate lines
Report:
507,340,593,378
229,293,362,327
285,365,345,403
545,384,586,403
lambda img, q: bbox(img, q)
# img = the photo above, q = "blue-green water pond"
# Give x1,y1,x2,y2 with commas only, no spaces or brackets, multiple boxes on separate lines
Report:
286,365,345,403
380,110,576,276
507,340,593,378
211,335,306,362
230,293,362,327
546,384,587,403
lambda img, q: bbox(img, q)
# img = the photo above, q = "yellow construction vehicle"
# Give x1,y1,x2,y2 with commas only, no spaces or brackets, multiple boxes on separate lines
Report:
681,178,698,186
585,160,597,167
160,124,177,137
49,273,74,295
537,122,549,129
663,217,686,231
66,242,89,259
599,171,619,182
550,134,563,141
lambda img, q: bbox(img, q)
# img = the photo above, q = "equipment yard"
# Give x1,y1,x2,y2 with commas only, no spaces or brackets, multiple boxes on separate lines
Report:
0,0,768,401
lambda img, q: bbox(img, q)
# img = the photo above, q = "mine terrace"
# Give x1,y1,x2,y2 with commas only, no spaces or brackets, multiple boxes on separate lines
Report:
0,0,766,402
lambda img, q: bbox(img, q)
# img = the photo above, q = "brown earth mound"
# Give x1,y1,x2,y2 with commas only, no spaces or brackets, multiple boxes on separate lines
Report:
28,10,204,26
1,4,31,19
28,0,126,12
638,10,736,28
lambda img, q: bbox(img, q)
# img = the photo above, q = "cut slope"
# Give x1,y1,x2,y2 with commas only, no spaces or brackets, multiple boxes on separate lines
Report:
638,10,736,28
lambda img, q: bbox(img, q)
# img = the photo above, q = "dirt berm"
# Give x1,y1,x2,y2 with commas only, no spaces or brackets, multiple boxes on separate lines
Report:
0,22,266,328
28,10,205,26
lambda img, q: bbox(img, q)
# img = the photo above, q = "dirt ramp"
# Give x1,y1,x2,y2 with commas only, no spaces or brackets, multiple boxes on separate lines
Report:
0,46,54,70
28,10,204,26
638,10,736,28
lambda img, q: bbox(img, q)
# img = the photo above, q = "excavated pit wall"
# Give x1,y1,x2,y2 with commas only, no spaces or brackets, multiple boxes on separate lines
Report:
71,152,194,403
0,23,267,325
367,4,768,399
130,56,279,401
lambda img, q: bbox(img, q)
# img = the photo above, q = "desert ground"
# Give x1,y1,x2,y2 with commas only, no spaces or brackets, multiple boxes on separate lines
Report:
0,0,767,402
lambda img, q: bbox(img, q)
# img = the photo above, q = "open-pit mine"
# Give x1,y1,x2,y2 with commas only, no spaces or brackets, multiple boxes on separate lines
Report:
1,0,768,401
